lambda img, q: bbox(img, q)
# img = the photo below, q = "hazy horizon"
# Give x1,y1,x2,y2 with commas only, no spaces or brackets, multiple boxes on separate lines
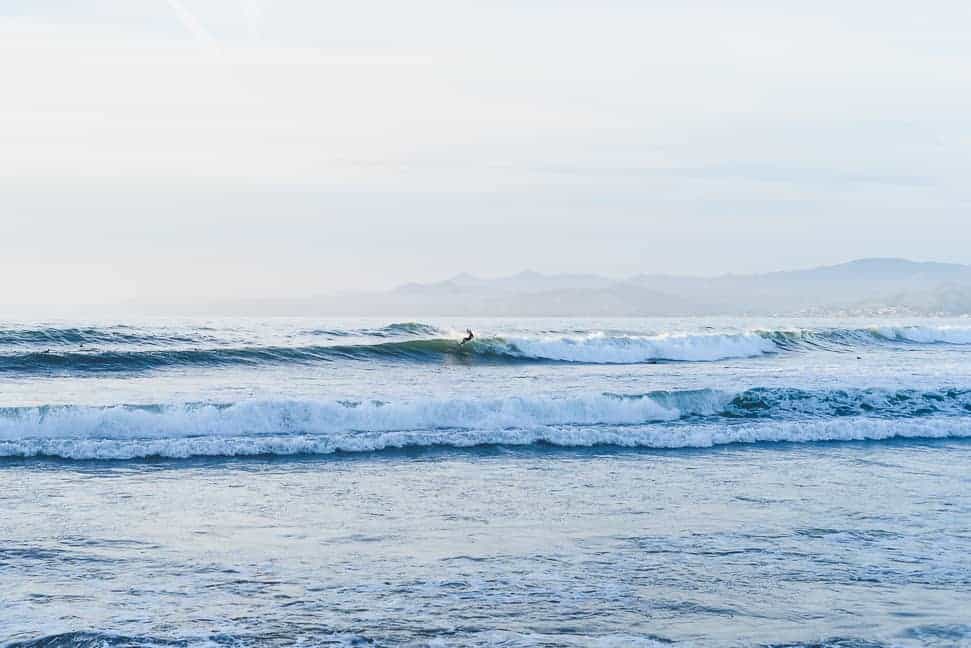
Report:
3,256,969,318
2,255,969,310
4,1,971,307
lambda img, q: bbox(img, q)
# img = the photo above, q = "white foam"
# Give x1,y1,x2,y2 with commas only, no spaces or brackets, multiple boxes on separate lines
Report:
0,394,690,444
0,395,968,460
488,332,777,363
874,325,971,345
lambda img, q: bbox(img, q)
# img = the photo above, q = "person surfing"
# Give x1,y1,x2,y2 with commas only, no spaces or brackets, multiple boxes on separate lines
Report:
460,329,474,345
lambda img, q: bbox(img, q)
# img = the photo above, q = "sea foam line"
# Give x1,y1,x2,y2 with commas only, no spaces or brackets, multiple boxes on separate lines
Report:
1,389,971,460
492,331,776,363
2,417,969,460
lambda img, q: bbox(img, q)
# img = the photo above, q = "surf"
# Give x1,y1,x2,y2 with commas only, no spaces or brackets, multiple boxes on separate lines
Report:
2,323,971,374
3,387,970,460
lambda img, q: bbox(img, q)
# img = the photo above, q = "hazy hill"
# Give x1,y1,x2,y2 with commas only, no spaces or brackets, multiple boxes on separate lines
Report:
136,258,971,316
293,258,971,317
626,258,971,315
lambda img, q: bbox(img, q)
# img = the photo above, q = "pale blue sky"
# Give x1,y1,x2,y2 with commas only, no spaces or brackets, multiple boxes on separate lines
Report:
2,1,970,305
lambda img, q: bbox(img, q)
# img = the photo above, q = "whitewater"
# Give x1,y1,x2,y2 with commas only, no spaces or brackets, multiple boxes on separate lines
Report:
3,316,971,647
3,387,971,460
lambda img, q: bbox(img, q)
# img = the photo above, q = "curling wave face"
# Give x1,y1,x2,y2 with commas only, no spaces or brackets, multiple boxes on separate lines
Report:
2,387,970,460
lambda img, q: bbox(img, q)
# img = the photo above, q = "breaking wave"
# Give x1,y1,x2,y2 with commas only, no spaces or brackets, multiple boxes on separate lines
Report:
2,387,970,460
491,332,775,363
2,324,971,374
762,325,971,350
0,333,778,373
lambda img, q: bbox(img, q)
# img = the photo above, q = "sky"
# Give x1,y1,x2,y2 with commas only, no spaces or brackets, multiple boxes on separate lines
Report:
2,1,971,307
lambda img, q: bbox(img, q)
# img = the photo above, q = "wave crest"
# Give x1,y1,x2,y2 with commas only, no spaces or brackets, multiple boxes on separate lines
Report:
0,333,777,374
3,323,971,374
489,332,776,363
2,388,970,460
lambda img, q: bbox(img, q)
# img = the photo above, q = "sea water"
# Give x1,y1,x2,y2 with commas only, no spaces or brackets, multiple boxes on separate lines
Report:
1,317,970,646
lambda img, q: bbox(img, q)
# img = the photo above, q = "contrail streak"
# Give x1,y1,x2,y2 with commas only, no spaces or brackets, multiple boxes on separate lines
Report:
163,0,215,44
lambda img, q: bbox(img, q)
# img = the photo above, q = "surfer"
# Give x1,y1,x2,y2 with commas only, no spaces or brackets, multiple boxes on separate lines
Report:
460,329,474,345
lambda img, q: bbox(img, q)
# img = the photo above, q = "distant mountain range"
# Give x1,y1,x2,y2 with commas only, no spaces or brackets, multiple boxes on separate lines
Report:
150,258,971,316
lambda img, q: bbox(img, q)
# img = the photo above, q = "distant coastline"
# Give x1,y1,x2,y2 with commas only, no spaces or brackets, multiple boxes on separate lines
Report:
124,258,971,317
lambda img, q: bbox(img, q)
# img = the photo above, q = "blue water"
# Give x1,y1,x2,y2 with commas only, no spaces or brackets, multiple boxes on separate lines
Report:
2,317,971,646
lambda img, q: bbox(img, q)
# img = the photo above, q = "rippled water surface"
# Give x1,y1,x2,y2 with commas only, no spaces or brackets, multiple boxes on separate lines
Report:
2,317,971,646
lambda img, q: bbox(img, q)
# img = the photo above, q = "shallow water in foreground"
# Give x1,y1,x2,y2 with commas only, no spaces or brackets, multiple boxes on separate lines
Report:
2,317,971,646
3,442,971,647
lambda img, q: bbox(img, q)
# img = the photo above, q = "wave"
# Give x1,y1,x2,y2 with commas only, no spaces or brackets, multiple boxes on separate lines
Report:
871,325,971,345
0,339,507,373
2,324,971,374
762,325,971,350
0,325,206,347
0,322,442,352
301,321,443,338
492,332,776,363
0,333,777,374
2,387,969,460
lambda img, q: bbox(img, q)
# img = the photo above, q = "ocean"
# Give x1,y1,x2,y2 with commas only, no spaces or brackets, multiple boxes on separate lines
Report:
1,317,970,647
